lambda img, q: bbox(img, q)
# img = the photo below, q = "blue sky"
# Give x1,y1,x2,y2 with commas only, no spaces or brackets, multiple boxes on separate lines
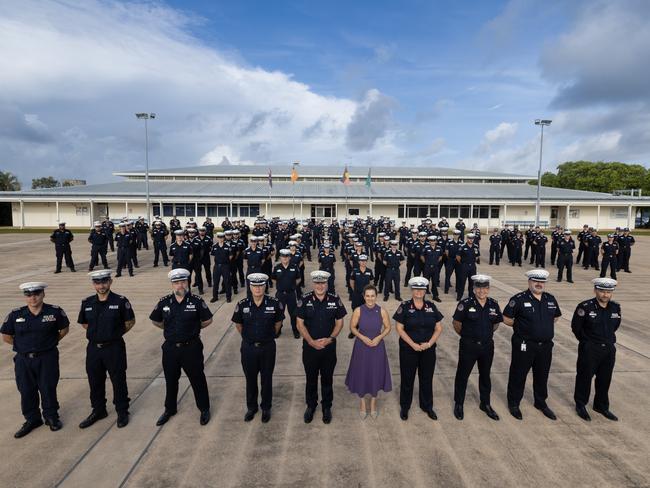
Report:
0,0,649,184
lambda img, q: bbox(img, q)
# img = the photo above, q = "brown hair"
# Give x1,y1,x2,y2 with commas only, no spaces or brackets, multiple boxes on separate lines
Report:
363,284,377,295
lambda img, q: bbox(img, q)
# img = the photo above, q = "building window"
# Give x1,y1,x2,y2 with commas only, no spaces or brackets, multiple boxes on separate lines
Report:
610,208,627,219
196,204,206,217
460,205,470,218
472,205,490,219
429,206,439,218
569,209,580,219
490,206,500,219
551,208,559,219
162,203,174,217
152,203,161,217
311,205,335,218
348,208,359,216
236,204,259,217
75,205,88,216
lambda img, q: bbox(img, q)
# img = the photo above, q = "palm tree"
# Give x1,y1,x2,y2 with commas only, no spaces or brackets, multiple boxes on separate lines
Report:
0,171,21,191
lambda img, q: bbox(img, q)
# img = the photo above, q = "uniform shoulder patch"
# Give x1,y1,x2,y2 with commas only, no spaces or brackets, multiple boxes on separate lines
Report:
508,299,516,308
125,301,131,309
457,303,464,311
576,308,585,317
301,292,312,298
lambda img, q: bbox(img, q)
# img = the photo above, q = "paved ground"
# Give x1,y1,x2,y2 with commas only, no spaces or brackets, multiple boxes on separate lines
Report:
0,233,648,488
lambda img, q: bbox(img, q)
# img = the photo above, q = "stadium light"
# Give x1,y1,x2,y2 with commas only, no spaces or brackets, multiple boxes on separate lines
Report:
534,119,552,227
135,113,156,223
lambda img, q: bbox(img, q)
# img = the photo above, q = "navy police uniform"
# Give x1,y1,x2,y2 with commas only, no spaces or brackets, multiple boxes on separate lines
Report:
50,227,75,272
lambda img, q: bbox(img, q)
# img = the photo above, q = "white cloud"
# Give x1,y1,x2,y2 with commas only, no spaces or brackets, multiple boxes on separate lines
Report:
0,0,399,183
476,122,519,154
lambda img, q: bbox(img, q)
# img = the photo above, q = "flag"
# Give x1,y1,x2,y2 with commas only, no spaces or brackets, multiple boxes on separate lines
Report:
268,168,273,188
365,168,371,189
290,165,299,183
341,165,350,185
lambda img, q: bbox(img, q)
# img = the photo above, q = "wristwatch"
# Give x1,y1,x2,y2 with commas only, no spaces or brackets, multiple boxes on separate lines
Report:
329,336,336,342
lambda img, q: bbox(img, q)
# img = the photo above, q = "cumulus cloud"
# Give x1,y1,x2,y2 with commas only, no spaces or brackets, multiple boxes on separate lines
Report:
345,89,395,151
476,122,518,154
0,0,400,184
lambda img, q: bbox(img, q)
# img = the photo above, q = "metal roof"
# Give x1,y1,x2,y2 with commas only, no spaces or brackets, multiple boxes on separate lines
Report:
1,180,646,202
113,164,531,179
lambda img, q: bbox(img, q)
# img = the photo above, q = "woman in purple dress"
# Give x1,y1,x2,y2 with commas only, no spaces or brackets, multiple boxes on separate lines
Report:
345,284,392,418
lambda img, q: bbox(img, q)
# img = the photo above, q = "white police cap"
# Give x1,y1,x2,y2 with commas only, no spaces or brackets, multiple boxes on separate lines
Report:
347,233,356,238
465,233,475,239
19,282,48,293
288,240,298,246
174,229,185,235
358,254,368,261
168,268,190,282
216,232,225,238
592,277,617,290
453,229,461,234
119,222,127,227
563,230,571,235
408,277,429,289
247,273,269,285
427,235,438,240
198,226,206,231
378,232,386,237
224,230,233,235
382,235,390,240
440,227,449,232
279,249,291,256
471,274,491,287
390,240,398,245
88,270,112,281
93,221,102,226
418,231,427,236
525,269,549,282
311,270,331,282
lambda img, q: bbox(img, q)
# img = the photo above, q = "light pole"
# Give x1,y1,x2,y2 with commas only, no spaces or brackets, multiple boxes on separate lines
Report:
534,119,551,227
135,112,156,224
291,161,300,218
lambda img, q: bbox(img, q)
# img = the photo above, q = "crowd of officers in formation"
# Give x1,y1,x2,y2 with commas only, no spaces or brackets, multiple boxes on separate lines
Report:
0,215,630,438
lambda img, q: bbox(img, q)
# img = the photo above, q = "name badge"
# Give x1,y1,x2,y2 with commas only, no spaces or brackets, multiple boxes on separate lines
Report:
265,306,275,311
524,302,532,307
611,313,620,318
109,305,119,310
589,311,597,318
16,317,26,323
85,307,93,311
162,306,170,312
243,307,250,313
468,307,476,312
42,315,56,322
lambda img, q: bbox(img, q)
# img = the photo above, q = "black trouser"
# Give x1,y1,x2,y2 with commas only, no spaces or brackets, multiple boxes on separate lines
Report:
14,348,60,422
444,259,457,293
399,342,436,411
326,271,335,293
137,232,149,250
454,338,494,405
374,261,385,292
302,342,336,410
600,256,617,279
161,339,209,413
129,246,138,267
202,257,212,286
212,263,231,300
423,264,439,298
86,340,129,414
384,267,401,299
617,248,631,271
535,247,546,267
589,247,600,269
489,246,500,265
507,335,553,408
557,254,573,281
241,341,276,411
116,247,133,275
576,242,585,264
500,240,507,258
456,263,476,300
108,233,115,252
191,259,203,293
550,242,557,264
276,290,297,334
511,246,522,266
413,259,423,278
404,257,414,285
574,341,615,410
55,245,75,271
236,257,245,288
153,241,168,266
89,245,108,270
524,239,532,260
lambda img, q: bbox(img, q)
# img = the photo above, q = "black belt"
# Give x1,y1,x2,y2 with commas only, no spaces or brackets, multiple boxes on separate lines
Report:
461,337,492,345
244,340,274,347
169,337,199,348
90,339,121,348
19,349,55,358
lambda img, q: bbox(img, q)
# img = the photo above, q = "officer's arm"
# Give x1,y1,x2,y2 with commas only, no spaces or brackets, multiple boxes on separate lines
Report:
295,317,316,346
502,315,514,326
427,321,443,346
58,327,69,340
456,255,461,263
124,319,136,333
151,320,164,329
2,333,13,345
331,318,344,339
200,317,212,328
452,320,462,335
80,323,89,330
233,322,243,334
274,321,282,335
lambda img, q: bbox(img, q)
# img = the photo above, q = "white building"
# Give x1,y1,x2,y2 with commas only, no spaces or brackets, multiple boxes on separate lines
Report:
1,164,649,229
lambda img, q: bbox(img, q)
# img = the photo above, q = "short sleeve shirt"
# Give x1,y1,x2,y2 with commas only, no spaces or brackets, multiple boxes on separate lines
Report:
149,293,212,342
1,303,70,353
452,296,502,341
503,290,561,341
77,291,135,343
231,296,285,342
296,292,347,341
393,299,443,344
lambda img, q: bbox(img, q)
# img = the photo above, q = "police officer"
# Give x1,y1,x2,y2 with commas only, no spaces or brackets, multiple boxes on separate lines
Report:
88,221,110,271
296,271,347,424
455,218,466,240
272,249,301,338
489,228,501,265
149,268,213,426
50,222,76,273
572,278,621,422
503,269,561,420
1,282,69,438
102,217,115,252
456,233,480,301
444,229,462,294
203,217,215,238
600,234,619,279
382,240,404,302
169,215,181,234
210,232,232,303
550,225,562,265
576,224,589,265
77,270,135,429
452,274,502,421
586,229,602,270
534,228,548,268
350,255,374,310
421,235,443,302
198,227,214,289
556,230,575,282
114,222,134,277
151,220,169,267
394,277,443,421
232,273,285,423
616,228,635,273
318,243,336,293
135,217,149,250
169,229,192,271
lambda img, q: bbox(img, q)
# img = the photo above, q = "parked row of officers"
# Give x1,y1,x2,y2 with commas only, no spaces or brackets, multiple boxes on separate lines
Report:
2,264,622,439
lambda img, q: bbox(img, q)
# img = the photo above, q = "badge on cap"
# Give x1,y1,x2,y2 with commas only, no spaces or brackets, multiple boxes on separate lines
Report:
168,268,190,282
311,270,331,283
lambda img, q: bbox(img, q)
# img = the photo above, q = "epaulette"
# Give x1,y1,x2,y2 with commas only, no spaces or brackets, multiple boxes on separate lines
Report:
160,294,173,302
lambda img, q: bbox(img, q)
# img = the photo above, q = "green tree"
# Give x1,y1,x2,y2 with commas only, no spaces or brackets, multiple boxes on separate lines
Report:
32,176,60,189
0,171,21,191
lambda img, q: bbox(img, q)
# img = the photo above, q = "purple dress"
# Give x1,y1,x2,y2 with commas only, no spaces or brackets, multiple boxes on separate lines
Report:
345,304,392,397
